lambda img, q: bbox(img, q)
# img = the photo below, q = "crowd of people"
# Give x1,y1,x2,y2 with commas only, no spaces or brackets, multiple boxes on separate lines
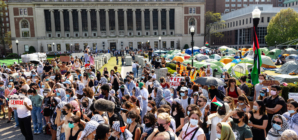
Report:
0,47,298,140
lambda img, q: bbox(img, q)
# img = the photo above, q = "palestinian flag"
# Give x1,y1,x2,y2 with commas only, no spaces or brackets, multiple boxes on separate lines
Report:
251,18,262,85
211,96,223,107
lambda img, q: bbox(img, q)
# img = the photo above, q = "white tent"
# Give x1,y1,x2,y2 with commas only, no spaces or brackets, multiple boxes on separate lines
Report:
21,53,47,63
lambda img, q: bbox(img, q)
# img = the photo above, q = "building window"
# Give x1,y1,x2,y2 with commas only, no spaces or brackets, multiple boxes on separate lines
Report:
162,41,166,48
225,4,229,7
66,44,70,51
246,18,248,24
231,0,235,2
19,9,23,15
100,10,106,31
6,23,9,27
21,20,30,37
145,9,150,30
189,7,195,14
47,44,52,51
278,4,283,7
82,10,88,31
244,0,247,1
231,4,236,7
171,41,174,48
257,27,267,44
93,43,97,50
153,41,158,48
225,9,230,12
73,10,79,31
118,10,124,30
45,10,51,31
233,22,235,27
54,10,61,31
261,0,265,1
225,0,229,2
250,18,251,23
63,10,70,31
129,42,133,50
109,9,115,30
236,21,238,26
267,17,270,22
189,18,195,26
169,9,175,30
237,4,242,7
243,4,247,7
6,17,8,22
57,44,61,51
75,43,79,51
91,10,97,31
24,45,29,52
261,17,264,23
242,19,244,25
153,9,158,30
161,9,166,30
249,0,253,1
24,9,27,15
127,9,133,30
237,0,241,2
239,20,241,25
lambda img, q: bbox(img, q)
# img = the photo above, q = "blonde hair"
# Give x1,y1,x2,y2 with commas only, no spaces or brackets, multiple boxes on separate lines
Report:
158,113,171,123
44,82,51,89
20,77,27,85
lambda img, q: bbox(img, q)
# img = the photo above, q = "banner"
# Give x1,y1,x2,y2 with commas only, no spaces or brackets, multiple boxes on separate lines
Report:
9,95,25,108
289,93,298,102
60,56,70,62
170,77,185,88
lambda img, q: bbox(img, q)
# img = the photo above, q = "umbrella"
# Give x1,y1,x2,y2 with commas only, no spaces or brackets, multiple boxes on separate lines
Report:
194,77,226,86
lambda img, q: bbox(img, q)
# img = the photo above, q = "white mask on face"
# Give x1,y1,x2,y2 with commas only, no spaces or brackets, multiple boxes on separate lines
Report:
147,106,152,111
259,79,263,83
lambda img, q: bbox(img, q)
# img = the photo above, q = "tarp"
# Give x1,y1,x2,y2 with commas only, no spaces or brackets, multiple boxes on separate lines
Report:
285,48,297,52
220,58,233,64
209,54,221,60
276,61,298,74
21,53,47,63
271,74,298,83
286,54,298,62
172,56,184,62
231,59,241,64
185,47,200,55
154,50,168,53
195,54,209,62
266,49,281,59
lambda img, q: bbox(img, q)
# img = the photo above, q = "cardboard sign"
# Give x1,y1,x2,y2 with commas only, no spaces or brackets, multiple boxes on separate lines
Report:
9,95,25,108
261,80,280,86
289,93,298,102
170,77,185,88
60,56,70,62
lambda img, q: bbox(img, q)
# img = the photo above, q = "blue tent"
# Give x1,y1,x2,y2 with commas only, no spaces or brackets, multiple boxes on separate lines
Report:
185,47,200,55
231,59,241,64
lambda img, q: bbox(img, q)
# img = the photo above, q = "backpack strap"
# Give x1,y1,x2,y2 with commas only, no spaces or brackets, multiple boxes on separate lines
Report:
190,128,200,140
188,97,191,105
167,131,176,140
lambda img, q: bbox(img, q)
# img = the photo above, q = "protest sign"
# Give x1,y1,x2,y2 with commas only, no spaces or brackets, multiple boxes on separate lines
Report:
261,80,280,86
289,93,298,102
9,95,25,108
170,77,185,88
60,56,70,62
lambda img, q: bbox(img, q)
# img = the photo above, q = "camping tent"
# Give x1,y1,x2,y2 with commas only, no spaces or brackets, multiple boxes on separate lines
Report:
203,59,218,63
219,46,229,52
276,61,298,74
221,56,235,60
209,54,221,60
183,59,198,65
266,49,281,59
226,48,237,54
231,63,253,78
220,58,233,64
185,47,200,55
172,56,184,62
271,74,298,83
260,47,269,55
223,63,236,72
195,54,209,62
285,48,297,52
239,58,253,64
209,61,225,68
261,55,276,68
231,59,241,64
193,62,222,73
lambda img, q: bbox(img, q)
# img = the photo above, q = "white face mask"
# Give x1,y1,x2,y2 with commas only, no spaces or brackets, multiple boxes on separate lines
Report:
259,79,263,83
147,106,152,111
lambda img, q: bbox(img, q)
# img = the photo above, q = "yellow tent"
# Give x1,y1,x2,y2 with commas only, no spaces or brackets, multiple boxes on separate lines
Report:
220,58,233,64
173,56,184,62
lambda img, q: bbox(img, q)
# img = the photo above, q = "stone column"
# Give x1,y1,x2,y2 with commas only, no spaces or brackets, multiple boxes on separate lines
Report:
141,9,145,36
132,9,136,36
78,9,82,37
166,9,170,35
158,9,161,35
150,9,153,36
124,9,127,36
68,9,73,37
96,9,101,37
59,9,64,37
87,9,92,37
105,9,110,36
50,9,55,37
115,9,118,36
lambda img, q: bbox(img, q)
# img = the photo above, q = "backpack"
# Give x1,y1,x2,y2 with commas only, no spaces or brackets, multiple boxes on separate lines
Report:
179,97,192,105
218,90,225,100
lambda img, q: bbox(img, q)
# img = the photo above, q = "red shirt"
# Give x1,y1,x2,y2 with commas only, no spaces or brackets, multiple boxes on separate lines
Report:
228,87,238,104
160,83,170,89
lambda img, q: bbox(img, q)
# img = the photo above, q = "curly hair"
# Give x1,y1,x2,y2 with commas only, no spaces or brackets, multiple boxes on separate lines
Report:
83,87,94,99
143,113,157,128
185,104,200,116
172,101,185,115
123,101,134,110
148,100,157,114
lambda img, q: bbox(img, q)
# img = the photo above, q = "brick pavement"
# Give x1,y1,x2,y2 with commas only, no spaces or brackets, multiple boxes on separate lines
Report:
0,119,51,140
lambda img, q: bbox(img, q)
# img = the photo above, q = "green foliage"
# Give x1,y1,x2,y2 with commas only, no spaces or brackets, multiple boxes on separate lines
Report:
168,63,176,70
6,53,19,58
184,44,189,49
265,8,298,46
28,46,36,53
4,31,11,49
205,11,225,42
166,67,176,74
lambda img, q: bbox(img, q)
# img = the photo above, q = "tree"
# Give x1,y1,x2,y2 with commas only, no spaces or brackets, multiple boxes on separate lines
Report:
0,0,6,55
4,31,11,49
265,8,298,46
29,46,36,53
184,44,189,49
204,11,225,43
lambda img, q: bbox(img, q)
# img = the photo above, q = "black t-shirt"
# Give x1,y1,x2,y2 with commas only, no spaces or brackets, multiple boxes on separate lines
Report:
44,97,51,107
239,84,250,96
148,48,153,55
249,111,268,140
109,113,119,128
264,95,286,115
43,65,52,72
172,112,185,131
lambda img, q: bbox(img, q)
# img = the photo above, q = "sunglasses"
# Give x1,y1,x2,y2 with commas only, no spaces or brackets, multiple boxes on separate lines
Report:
198,100,202,102
272,121,282,125
68,121,73,124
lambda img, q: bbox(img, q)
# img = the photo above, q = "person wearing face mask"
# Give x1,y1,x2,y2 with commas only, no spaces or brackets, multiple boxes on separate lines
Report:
81,97,93,122
258,89,268,101
221,109,253,140
264,85,287,133
28,88,44,135
254,74,269,100
95,123,112,140
147,113,178,140
236,95,250,113
78,120,100,140
56,103,74,140
65,88,77,103
215,122,235,140
178,111,205,140
266,114,289,140
16,89,33,140
247,100,268,140
125,75,136,94
171,98,185,135
67,116,83,140
42,90,52,129
147,100,157,117
20,77,30,91
160,77,170,90
282,101,298,134
180,87,194,112
223,96,235,112
140,113,156,140
117,84,130,102
126,111,142,140
208,102,231,140
5,82,17,123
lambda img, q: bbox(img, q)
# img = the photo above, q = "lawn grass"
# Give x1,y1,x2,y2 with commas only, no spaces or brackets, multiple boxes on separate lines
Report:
99,57,122,74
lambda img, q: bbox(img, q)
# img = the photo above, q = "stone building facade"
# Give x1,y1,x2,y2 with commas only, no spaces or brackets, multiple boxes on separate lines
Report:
8,0,205,54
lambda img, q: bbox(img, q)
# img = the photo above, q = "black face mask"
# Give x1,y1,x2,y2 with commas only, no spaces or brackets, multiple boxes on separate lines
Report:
20,82,24,84
217,108,226,115
160,79,164,83
172,104,177,108
145,123,152,127
122,100,127,103
82,103,88,108
62,110,68,115
158,124,166,132
233,118,240,124
83,93,86,96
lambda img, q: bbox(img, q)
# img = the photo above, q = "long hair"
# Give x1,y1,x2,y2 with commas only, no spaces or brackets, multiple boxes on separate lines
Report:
71,116,84,129
143,113,157,128
130,96,140,107
224,96,235,110
186,104,200,117
127,111,141,124
236,109,248,124
238,94,250,105
255,100,267,116
227,78,236,88
148,100,157,114
171,102,185,115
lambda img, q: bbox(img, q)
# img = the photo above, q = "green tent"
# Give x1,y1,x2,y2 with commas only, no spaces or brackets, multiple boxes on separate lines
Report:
239,58,253,64
183,59,198,65
230,63,253,78
266,49,281,59
167,50,174,54
260,47,269,55
209,61,225,68
193,62,222,73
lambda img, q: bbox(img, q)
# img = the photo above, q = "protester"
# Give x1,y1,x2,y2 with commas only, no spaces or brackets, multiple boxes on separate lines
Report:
248,100,268,140
266,114,289,140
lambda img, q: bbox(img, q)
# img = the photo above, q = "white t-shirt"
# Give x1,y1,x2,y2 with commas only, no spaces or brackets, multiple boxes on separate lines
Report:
181,97,194,112
150,74,156,79
140,88,149,102
181,123,204,140
132,63,139,69
17,97,32,118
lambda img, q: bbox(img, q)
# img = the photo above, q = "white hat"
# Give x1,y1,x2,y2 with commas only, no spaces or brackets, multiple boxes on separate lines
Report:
174,98,182,105
180,87,188,92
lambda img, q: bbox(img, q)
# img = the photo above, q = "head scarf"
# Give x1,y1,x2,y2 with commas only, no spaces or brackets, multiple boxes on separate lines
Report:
69,100,80,112
91,114,105,124
57,101,67,120
268,114,289,137
282,112,298,131
79,120,99,140
100,77,108,85
154,87,164,108
81,97,93,114
112,121,133,140
134,87,141,97
76,82,85,95
163,89,173,105
118,84,130,99
170,87,178,99
281,130,298,140
174,98,182,105
220,122,235,140
57,88,67,101
208,102,230,123
153,80,161,89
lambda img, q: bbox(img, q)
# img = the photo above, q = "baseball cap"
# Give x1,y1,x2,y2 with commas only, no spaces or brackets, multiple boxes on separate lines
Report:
139,82,144,88
63,80,71,85
180,87,188,92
